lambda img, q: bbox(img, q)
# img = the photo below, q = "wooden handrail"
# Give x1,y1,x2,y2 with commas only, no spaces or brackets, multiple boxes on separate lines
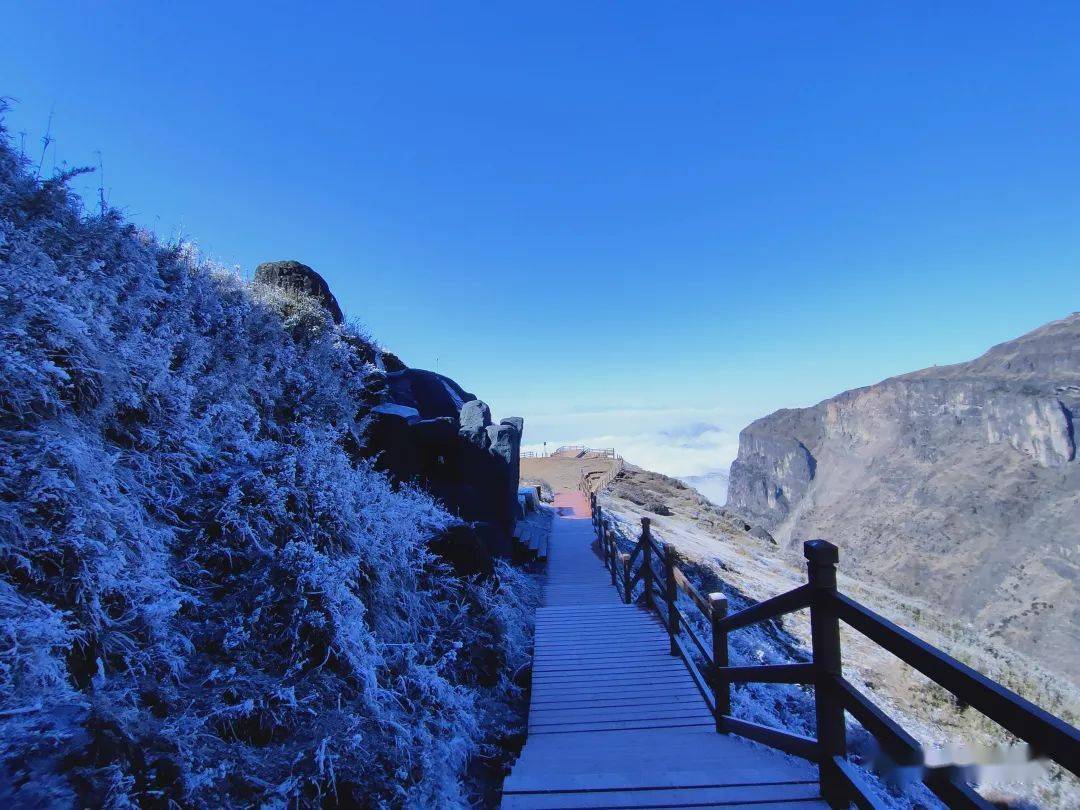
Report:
716,584,811,634
831,756,886,810
585,497,1080,808
832,591,1080,775
673,566,712,617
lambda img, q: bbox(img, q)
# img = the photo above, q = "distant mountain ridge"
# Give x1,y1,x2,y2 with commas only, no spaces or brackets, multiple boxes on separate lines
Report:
726,314,1080,677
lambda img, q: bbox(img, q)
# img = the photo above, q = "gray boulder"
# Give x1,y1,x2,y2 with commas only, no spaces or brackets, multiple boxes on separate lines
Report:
460,400,493,448
461,400,492,432
487,420,524,522
486,422,520,464
254,260,344,324
500,417,524,502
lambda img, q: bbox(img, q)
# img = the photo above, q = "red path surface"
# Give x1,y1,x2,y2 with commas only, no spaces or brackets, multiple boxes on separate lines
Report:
551,490,589,519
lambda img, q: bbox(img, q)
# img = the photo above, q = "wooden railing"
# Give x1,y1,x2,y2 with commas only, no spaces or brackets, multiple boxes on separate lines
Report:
577,457,624,496
588,493,1080,809
555,445,619,458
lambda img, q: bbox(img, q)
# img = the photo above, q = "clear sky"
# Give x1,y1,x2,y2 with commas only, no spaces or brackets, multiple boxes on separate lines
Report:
4,2,1078,478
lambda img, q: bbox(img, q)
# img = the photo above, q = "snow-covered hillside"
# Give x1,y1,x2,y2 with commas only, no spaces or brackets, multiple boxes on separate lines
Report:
0,108,536,807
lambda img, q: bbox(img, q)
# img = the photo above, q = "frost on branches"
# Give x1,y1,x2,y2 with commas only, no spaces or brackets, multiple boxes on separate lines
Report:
0,109,537,807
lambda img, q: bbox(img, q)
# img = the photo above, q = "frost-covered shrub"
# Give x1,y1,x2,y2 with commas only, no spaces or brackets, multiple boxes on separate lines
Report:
0,109,534,807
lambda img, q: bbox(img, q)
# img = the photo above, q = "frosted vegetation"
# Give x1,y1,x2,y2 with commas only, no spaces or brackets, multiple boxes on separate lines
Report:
0,111,537,807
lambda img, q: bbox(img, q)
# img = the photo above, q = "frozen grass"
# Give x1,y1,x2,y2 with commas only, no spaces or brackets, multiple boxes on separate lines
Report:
0,108,536,807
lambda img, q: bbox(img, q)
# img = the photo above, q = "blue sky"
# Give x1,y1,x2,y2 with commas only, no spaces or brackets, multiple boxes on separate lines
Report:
4,3,1078,477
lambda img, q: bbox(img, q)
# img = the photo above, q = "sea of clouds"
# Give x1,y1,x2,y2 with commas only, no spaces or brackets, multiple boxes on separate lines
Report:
518,403,752,482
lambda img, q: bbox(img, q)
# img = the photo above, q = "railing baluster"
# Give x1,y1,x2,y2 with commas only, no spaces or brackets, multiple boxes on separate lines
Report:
641,518,653,609
805,539,848,808
664,551,678,655
607,529,617,585
709,591,730,731
620,553,632,603
602,518,612,575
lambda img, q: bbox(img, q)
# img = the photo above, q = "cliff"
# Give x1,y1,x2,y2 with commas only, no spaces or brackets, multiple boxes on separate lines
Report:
727,314,1080,676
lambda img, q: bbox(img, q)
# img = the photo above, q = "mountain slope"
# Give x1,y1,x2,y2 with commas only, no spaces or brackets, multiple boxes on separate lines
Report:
726,315,1080,677
0,110,536,807
595,463,1077,808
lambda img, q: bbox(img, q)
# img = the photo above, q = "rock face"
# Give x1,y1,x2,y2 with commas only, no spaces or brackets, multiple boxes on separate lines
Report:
459,399,492,448
358,390,525,568
726,313,1080,675
255,260,344,323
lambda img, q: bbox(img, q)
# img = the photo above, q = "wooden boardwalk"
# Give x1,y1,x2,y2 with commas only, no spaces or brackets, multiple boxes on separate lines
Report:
502,492,826,809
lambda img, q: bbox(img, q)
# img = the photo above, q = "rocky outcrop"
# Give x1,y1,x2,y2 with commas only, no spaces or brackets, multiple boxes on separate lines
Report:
459,399,492,448
727,432,814,525
726,313,1080,675
255,259,525,574
255,260,344,323
359,389,525,568
388,368,474,419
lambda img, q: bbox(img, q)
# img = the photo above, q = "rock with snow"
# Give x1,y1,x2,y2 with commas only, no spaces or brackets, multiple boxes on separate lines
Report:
388,368,475,420
487,420,524,525
254,259,344,323
376,349,407,372
371,402,421,422
486,422,519,466
360,408,421,479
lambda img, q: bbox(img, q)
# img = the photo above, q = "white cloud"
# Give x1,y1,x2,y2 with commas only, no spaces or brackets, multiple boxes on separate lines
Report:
519,404,751,478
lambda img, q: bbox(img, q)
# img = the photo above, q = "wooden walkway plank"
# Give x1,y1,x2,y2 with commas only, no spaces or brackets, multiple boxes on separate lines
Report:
501,491,826,810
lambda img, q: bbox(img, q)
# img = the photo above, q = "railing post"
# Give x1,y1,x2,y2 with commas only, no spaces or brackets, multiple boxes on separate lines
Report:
606,525,616,586
641,517,653,609
805,539,847,808
664,552,678,655
620,553,632,603
709,592,730,731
